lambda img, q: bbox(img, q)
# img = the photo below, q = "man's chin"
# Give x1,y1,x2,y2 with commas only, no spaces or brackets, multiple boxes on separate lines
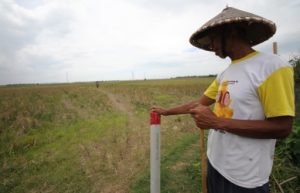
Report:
215,53,226,59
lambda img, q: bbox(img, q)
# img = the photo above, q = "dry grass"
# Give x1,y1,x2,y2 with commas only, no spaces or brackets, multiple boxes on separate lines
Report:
1,78,298,193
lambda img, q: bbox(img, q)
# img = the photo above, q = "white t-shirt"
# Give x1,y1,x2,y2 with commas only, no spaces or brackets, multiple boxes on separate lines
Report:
204,51,295,188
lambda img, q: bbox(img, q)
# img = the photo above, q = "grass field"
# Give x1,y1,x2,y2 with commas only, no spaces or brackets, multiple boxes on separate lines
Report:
0,77,299,193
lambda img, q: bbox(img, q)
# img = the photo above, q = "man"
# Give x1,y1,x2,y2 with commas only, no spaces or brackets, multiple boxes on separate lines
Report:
152,7,294,193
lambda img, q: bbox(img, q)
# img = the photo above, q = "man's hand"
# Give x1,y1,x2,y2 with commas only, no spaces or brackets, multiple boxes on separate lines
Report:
151,106,169,116
190,104,219,129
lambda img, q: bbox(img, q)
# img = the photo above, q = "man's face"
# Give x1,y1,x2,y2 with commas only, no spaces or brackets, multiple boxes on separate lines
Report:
210,33,227,59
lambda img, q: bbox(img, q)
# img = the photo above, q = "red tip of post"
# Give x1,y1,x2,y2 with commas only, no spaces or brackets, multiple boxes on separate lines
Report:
150,111,161,125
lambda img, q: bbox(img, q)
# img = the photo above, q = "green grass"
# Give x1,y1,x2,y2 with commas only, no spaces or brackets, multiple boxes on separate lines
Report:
131,132,202,193
0,112,127,193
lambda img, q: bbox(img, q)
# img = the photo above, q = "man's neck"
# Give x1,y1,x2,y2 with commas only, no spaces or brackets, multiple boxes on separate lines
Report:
229,47,255,61
227,39,255,61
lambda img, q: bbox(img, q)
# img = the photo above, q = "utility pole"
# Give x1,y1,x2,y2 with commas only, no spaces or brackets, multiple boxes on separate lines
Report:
273,42,278,55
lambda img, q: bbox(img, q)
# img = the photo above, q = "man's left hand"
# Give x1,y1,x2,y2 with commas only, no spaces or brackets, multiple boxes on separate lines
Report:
190,104,219,129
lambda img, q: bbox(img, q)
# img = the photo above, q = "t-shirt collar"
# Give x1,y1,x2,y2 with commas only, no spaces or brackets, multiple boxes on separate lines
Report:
231,51,258,64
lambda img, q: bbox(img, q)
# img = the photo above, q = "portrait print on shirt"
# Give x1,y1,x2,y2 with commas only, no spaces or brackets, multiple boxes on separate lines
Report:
214,80,234,119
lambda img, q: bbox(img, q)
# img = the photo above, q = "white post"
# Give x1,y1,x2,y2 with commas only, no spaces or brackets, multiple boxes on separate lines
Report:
150,112,160,193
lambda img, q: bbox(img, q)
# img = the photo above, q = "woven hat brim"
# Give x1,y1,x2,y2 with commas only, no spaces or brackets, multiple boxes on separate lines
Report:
189,7,276,51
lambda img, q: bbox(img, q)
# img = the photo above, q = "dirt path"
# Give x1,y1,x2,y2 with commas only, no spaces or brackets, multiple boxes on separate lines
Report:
96,88,145,193
103,91,131,113
98,88,143,129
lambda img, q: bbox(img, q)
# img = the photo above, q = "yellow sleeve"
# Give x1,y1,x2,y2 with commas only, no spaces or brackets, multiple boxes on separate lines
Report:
257,67,295,118
204,79,219,100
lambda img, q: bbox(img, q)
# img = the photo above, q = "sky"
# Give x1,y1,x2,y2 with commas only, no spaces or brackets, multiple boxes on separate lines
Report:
0,0,299,85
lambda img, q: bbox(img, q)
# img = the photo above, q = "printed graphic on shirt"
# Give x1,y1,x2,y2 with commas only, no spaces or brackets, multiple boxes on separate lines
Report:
214,81,234,119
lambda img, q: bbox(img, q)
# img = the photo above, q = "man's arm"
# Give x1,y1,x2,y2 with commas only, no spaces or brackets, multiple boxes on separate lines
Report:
151,95,215,116
220,116,293,139
190,104,293,139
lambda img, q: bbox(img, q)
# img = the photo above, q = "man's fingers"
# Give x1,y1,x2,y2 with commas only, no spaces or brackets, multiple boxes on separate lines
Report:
189,108,198,114
151,106,158,110
189,104,205,113
151,106,161,112
150,106,166,115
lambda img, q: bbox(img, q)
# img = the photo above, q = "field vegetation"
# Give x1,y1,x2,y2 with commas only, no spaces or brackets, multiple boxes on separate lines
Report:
0,77,299,193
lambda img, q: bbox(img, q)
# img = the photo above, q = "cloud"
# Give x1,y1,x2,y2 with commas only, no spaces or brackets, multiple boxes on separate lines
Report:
0,0,299,84
0,0,76,84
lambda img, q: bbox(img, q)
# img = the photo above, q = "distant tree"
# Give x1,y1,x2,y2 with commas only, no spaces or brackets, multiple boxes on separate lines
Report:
289,55,300,82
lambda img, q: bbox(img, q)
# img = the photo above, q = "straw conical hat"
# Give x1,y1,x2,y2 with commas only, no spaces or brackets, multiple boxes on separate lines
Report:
189,7,276,51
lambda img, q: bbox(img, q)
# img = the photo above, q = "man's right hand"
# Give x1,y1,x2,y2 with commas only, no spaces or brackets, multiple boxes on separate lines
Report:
151,107,169,116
